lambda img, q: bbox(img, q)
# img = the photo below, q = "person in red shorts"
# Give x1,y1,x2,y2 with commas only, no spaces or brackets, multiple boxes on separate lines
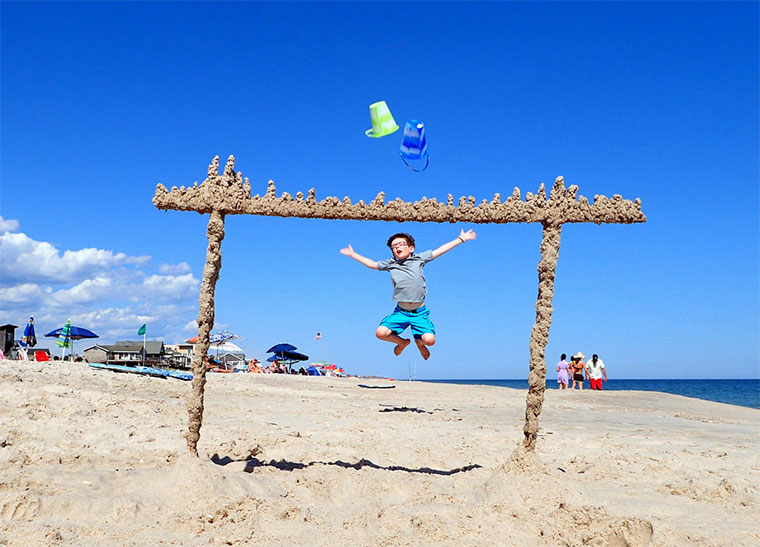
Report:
587,354,608,390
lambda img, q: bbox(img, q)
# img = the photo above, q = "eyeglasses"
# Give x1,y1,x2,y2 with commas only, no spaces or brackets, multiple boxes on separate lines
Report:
391,241,409,249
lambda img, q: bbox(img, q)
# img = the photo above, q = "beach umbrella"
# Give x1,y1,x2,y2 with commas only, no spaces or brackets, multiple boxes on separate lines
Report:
20,317,37,348
266,343,297,353
213,341,244,354
209,330,239,344
279,350,308,362
186,331,242,356
54,319,72,359
45,323,98,359
44,325,99,340
186,331,240,344
209,332,241,355
267,350,308,372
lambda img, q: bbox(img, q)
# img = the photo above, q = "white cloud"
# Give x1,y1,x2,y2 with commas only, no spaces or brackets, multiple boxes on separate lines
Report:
159,262,191,275
0,283,52,305
48,276,113,307
0,222,201,350
0,231,150,285
142,273,199,301
0,215,19,233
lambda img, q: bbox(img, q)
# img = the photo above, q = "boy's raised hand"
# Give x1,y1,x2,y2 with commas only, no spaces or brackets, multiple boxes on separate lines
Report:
340,245,378,269
460,229,477,241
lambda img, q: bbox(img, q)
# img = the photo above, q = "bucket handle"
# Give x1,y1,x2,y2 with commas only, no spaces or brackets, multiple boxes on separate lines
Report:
400,154,430,172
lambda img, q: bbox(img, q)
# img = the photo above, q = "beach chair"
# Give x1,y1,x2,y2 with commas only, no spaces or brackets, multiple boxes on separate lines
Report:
35,351,49,362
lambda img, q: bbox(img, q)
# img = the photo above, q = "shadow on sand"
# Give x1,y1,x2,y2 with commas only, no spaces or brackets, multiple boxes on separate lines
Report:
210,454,481,476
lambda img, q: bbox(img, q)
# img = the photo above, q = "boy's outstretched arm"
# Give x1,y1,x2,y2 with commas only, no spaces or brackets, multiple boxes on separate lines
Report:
340,244,378,269
431,229,477,258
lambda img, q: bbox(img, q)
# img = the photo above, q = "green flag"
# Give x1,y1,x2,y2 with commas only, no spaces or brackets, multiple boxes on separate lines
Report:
137,323,146,336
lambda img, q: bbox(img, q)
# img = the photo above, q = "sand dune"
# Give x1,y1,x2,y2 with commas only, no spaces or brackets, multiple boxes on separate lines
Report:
0,360,757,546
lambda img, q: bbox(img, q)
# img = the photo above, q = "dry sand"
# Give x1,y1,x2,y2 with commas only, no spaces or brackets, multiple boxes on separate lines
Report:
0,360,757,546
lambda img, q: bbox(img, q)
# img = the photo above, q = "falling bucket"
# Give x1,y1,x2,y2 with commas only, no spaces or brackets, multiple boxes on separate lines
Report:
365,101,399,138
399,119,429,171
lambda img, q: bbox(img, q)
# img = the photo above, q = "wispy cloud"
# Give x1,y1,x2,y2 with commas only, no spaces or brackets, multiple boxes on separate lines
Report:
158,262,191,275
0,216,20,233
0,216,200,346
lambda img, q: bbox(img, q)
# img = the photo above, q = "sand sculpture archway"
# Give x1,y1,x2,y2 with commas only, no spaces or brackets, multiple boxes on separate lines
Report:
153,155,646,454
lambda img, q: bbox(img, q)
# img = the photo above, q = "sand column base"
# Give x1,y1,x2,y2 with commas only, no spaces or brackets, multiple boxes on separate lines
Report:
187,209,226,453
523,222,561,450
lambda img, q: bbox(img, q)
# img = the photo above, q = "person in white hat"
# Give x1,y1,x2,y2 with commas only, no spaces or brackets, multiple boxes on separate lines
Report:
587,354,608,390
570,352,587,390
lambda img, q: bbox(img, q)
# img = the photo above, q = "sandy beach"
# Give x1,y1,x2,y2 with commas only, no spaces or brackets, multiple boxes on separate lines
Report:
0,360,757,546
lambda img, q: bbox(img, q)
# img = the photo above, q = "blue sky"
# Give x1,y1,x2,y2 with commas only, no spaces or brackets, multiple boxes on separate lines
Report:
1,2,757,379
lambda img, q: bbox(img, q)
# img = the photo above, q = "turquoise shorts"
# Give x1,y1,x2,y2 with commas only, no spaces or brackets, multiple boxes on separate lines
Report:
379,305,436,340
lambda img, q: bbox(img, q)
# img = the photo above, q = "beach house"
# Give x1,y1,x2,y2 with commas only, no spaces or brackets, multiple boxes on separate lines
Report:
84,341,169,367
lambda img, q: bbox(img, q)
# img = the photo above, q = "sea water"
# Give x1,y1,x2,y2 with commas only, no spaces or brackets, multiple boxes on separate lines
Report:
421,379,760,410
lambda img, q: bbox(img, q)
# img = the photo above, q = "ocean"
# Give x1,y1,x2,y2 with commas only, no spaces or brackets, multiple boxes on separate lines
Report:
420,379,760,410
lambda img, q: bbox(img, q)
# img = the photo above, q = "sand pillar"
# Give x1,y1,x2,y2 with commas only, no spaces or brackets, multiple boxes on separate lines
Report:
186,209,226,454
523,222,562,450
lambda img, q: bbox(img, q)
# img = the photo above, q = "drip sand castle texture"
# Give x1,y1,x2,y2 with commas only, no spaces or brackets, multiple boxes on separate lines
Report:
153,155,647,454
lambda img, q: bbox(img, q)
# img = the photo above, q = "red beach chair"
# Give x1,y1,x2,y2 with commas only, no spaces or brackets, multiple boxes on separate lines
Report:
35,351,49,362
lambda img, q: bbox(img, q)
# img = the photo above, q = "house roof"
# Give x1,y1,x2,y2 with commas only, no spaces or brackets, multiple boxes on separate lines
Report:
90,341,165,353
83,344,110,352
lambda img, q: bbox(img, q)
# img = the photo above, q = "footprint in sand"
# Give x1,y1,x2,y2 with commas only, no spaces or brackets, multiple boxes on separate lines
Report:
607,517,654,546
0,493,41,521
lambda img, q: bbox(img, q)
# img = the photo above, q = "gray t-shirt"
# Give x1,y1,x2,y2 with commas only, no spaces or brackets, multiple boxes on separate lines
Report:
376,250,435,302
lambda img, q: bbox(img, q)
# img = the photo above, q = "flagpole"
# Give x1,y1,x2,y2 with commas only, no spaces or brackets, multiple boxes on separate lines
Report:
142,331,146,367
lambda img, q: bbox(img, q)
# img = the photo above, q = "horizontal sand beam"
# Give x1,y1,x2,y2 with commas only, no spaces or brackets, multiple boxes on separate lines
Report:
153,156,646,226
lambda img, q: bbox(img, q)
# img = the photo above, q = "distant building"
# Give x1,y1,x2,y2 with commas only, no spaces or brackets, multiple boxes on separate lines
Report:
83,341,181,368
218,352,246,370
165,343,194,368
84,345,108,364
163,346,191,369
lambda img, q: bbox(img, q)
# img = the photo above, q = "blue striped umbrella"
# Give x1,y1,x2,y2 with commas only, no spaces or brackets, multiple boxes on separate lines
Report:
21,317,37,348
55,319,72,359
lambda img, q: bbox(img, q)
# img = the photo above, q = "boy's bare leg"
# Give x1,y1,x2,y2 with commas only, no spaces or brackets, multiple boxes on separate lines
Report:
415,339,430,360
376,327,410,356
415,333,436,361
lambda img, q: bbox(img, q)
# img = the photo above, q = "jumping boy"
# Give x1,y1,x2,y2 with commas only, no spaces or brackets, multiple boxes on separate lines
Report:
340,229,476,360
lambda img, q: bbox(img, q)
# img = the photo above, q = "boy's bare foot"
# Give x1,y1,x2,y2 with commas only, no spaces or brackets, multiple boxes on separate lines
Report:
394,338,411,356
415,340,430,360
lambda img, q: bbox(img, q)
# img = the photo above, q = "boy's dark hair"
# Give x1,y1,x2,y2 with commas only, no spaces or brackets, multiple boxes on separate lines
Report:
386,233,415,249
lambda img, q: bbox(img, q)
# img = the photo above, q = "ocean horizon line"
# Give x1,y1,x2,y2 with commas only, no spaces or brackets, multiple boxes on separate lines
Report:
415,377,760,381
415,378,760,410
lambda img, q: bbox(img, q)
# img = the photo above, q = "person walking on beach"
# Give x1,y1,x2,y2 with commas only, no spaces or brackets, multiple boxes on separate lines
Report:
556,353,570,389
340,229,477,360
570,352,587,390
587,353,607,390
